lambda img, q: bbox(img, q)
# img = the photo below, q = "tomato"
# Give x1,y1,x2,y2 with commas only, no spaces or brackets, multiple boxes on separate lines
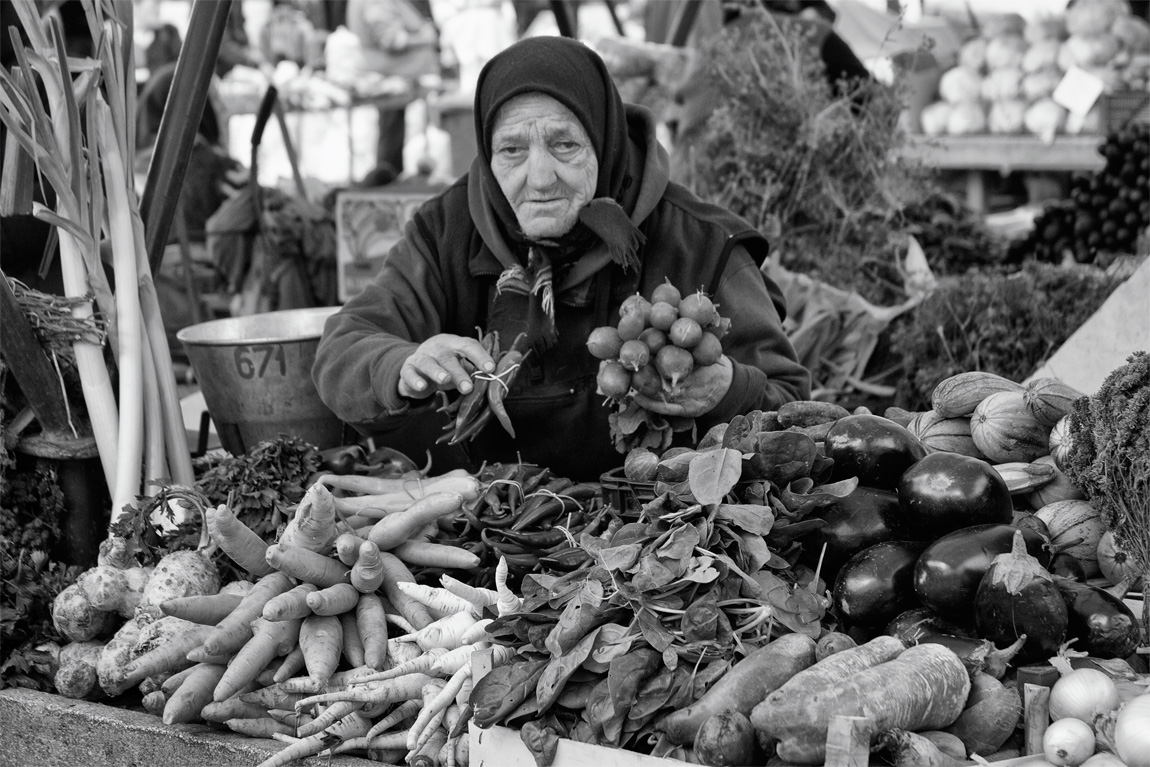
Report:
825,415,927,491
897,452,1013,540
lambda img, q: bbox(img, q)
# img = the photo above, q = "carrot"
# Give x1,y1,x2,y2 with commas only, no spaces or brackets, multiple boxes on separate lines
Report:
142,690,166,717
203,571,294,657
255,710,372,767
351,648,449,686
334,479,480,517
398,610,479,650
305,582,360,616
214,617,302,702
455,676,473,709
265,543,350,588
299,614,343,689
295,671,434,711
161,664,199,696
355,593,388,670
378,552,433,630
262,583,318,622
119,624,213,689
410,725,448,767
366,492,466,550
494,556,522,616
430,641,489,677
256,656,288,687
387,612,417,634
279,482,339,553
239,686,311,710
395,583,478,617
224,717,296,738
251,666,376,700
440,574,499,610
364,698,421,739
296,699,362,738
340,609,366,667
207,503,275,576
459,619,494,646
160,592,245,625
267,708,312,729
334,532,364,566
163,663,227,724
200,697,270,723
273,645,306,683
318,469,471,496
336,731,409,755
185,645,236,664
351,540,385,593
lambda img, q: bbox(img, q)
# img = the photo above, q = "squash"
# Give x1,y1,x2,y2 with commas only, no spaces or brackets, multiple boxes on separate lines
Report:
906,410,986,459
1035,500,1105,577
1024,455,1087,509
931,371,1024,419
1096,531,1144,589
988,99,1027,135
1048,415,1073,472
970,391,1052,463
1024,377,1086,427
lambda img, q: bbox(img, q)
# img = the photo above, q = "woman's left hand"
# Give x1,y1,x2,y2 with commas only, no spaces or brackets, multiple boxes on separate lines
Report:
631,356,733,418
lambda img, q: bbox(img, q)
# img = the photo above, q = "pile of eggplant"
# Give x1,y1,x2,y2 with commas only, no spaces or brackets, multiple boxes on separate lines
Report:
796,414,1144,670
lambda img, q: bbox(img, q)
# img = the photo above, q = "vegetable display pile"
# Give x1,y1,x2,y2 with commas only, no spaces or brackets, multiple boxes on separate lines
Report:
589,281,730,453
1012,124,1150,266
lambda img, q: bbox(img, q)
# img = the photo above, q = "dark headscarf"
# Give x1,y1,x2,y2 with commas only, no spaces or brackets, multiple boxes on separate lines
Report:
473,37,644,350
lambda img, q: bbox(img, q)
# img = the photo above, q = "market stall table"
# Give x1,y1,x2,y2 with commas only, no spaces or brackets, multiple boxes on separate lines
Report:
899,135,1107,214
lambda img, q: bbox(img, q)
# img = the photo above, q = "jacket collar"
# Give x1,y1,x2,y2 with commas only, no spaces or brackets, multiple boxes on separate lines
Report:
467,104,670,306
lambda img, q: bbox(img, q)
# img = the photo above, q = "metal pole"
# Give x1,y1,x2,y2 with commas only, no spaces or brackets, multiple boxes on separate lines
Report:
141,0,233,274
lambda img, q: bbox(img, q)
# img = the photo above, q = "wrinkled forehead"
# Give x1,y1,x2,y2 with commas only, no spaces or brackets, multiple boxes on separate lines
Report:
491,93,590,141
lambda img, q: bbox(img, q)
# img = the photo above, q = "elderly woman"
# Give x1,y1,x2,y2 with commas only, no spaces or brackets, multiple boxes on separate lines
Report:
312,36,809,480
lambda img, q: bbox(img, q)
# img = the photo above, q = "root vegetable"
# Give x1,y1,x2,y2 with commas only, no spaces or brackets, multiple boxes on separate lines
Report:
214,617,302,702
224,717,296,738
163,663,227,724
200,698,270,723
52,583,118,642
306,582,360,616
395,582,477,617
55,640,105,699
264,543,350,588
295,671,433,710
335,532,364,566
262,583,319,622
944,673,1021,757
95,617,143,696
814,631,856,661
279,481,338,553
379,552,433,630
356,593,389,669
693,711,756,767
206,503,274,577
202,571,294,656
399,611,479,650
440,574,498,610
118,616,210,691
76,565,151,617
660,632,817,745
340,610,366,667
273,645,306,683
161,592,245,625
366,491,466,550
879,729,967,767
300,614,343,689
138,550,220,616
390,540,482,570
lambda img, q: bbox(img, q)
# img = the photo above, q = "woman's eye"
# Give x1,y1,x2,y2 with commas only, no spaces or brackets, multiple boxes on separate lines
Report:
496,145,524,158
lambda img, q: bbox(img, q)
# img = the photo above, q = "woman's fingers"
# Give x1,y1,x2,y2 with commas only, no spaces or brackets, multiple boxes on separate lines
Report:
398,334,498,398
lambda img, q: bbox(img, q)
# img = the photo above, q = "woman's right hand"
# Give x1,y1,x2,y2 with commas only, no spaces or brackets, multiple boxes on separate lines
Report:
397,334,496,399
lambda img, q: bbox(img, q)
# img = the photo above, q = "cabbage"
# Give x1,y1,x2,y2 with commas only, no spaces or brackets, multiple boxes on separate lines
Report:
1023,39,1061,73
1025,16,1068,45
982,68,1024,101
959,37,989,72
947,101,988,135
1066,0,1123,37
982,13,1026,40
988,99,1027,134
919,101,952,136
1022,68,1063,101
1024,98,1068,138
986,35,1028,70
939,67,984,103
1064,33,1122,68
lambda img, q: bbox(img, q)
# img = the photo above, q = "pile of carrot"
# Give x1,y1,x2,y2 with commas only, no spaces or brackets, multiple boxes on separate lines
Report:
120,470,524,766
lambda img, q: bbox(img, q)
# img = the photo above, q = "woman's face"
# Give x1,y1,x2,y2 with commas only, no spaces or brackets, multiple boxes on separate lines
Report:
490,93,599,240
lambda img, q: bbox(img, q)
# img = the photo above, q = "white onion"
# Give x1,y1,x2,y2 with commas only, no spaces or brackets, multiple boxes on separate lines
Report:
1115,694,1150,767
1049,668,1120,722
1044,717,1096,766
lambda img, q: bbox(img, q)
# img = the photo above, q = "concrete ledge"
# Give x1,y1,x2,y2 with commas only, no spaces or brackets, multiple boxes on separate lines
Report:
0,688,377,767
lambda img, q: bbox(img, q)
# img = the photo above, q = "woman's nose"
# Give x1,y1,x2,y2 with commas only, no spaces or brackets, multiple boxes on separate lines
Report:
524,146,557,187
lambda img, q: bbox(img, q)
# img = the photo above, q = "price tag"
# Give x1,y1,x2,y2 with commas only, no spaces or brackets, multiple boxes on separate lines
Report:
1053,66,1106,116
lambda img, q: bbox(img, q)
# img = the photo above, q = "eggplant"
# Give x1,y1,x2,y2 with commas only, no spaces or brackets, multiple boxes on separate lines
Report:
833,540,926,630
825,415,927,491
1048,552,1088,582
974,531,1069,665
798,486,913,585
885,607,973,646
1054,578,1142,659
917,633,1027,679
913,524,1051,621
898,452,1013,540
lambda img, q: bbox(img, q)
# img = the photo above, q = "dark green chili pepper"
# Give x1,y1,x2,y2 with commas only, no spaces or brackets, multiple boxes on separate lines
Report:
487,348,524,438
492,527,569,549
538,548,590,572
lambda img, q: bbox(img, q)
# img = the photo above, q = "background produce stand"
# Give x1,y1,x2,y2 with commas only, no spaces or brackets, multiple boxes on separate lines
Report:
898,134,1107,213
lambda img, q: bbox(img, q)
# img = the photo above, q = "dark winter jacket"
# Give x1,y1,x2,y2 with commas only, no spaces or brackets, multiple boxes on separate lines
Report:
312,106,809,479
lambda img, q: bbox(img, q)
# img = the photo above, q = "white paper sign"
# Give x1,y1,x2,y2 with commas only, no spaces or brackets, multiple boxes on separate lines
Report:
1052,66,1106,117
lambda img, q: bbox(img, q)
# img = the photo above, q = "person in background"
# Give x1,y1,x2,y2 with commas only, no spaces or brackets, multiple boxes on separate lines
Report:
311,36,810,480
346,0,440,183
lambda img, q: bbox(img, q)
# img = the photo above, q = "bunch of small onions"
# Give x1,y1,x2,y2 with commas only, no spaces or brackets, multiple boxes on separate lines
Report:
1049,668,1120,722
